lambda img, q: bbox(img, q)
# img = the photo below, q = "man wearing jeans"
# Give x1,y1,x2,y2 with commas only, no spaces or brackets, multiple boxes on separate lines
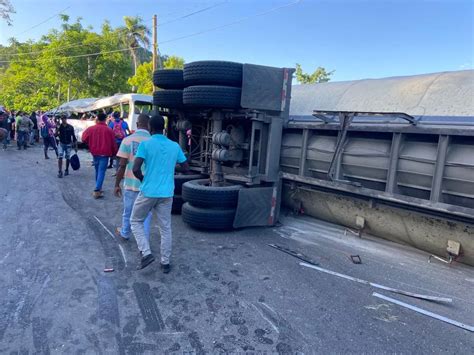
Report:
114,114,152,240
82,113,117,199
57,115,78,178
131,115,188,272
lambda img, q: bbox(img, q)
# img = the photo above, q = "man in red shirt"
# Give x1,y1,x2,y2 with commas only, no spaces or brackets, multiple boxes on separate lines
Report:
82,113,117,199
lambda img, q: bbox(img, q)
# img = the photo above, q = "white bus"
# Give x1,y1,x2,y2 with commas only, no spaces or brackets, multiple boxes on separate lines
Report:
51,94,153,142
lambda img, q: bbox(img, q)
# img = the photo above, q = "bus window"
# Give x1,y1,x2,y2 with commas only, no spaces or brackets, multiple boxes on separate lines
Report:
134,101,153,114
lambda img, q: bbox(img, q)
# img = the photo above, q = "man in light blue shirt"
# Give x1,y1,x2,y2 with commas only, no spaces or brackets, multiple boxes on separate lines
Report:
131,115,189,271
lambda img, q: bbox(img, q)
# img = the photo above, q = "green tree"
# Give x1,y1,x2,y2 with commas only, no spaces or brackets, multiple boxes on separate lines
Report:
119,16,150,75
127,55,185,94
295,64,334,84
0,0,15,26
128,61,153,94
0,17,132,110
163,55,184,69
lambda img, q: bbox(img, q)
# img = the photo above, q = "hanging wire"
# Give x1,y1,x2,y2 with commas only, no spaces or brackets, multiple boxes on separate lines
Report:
0,0,302,64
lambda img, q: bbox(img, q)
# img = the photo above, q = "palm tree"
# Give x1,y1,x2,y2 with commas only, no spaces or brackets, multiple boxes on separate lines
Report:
119,16,151,76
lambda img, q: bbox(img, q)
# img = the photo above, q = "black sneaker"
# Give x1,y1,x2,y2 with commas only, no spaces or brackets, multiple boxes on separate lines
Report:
160,263,171,274
58,171,63,178
137,254,155,270
64,170,69,176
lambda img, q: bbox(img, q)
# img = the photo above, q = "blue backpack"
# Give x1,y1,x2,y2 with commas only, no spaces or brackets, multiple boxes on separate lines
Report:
40,125,49,138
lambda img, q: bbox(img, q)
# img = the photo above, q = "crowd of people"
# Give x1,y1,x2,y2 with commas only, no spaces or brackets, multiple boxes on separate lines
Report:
0,109,41,150
1,105,188,272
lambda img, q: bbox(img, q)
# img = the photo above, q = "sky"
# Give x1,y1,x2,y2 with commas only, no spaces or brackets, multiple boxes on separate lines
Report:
0,0,473,81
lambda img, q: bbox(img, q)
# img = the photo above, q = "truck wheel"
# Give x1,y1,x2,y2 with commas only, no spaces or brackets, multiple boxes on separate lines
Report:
182,179,242,208
183,86,241,109
172,195,184,214
183,60,242,87
182,203,235,230
174,174,206,195
153,90,183,109
153,69,184,89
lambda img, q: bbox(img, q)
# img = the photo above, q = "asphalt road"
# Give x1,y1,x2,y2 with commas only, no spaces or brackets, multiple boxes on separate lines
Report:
0,145,473,354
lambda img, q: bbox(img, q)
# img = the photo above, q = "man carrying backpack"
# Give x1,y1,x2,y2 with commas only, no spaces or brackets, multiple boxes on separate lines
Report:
40,114,58,159
108,111,130,169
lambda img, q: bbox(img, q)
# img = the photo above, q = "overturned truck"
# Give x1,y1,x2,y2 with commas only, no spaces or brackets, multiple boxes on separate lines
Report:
153,64,474,266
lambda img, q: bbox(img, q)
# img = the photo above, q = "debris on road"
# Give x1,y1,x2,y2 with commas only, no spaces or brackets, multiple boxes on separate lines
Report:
428,254,454,264
372,292,474,332
268,243,319,266
103,268,114,273
350,255,362,264
300,262,452,303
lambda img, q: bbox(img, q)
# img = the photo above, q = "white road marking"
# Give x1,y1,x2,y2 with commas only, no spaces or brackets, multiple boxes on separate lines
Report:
300,262,452,303
373,292,474,332
93,215,127,267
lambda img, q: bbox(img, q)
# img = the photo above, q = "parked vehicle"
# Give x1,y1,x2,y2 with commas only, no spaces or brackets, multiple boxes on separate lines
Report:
51,94,153,142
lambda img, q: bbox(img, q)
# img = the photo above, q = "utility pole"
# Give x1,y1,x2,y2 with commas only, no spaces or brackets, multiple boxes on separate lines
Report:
152,14,157,72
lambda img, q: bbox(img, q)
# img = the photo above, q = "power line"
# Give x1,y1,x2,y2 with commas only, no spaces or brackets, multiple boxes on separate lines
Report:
15,6,72,37
0,46,139,64
158,1,227,27
1,43,94,57
1,2,223,58
0,0,302,64
160,0,301,45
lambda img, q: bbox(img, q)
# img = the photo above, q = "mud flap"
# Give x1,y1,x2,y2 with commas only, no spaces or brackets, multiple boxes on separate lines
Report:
233,182,281,228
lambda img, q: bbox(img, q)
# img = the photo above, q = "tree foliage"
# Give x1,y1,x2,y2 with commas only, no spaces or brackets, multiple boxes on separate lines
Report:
0,15,184,111
127,56,185,95
163,55,184,69
295,63,334,84
118,16,151,75
0,0,15,26
127,61,153,95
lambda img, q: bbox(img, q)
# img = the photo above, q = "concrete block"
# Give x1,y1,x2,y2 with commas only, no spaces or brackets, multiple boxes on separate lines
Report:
447,240,461,256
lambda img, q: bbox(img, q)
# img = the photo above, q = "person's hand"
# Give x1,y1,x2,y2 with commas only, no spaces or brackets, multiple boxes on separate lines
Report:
114,186,122,198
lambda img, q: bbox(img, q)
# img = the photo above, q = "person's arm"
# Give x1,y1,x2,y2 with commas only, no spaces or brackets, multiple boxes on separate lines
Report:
15,118,20,131
70,127,78,150
114,158,128,197
132,157,145,182
175,146,190,173
82,127,89,145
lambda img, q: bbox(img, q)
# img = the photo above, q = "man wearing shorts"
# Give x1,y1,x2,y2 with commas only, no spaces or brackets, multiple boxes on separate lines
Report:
57,115,78,178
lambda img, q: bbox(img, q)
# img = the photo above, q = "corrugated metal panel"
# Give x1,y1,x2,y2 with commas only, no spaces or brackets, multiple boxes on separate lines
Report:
290,70,474,119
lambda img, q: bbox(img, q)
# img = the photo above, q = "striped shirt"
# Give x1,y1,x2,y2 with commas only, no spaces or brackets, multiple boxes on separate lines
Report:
116,129,151,191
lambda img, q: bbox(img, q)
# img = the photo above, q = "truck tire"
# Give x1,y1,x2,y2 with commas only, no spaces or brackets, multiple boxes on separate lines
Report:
183,86,241,109
182,203,235,230
183,60,243,87
174,174,206,195
153,69,184,89
182,179,242,208
172,195,184,214
153,90,183,109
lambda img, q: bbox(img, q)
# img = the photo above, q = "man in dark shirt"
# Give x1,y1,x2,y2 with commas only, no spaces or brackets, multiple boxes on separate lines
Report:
57,115,78,178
